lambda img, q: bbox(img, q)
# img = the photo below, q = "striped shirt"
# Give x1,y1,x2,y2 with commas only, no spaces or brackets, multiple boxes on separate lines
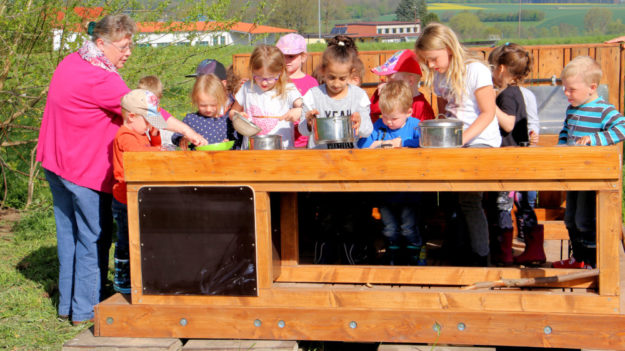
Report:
558,97,625,146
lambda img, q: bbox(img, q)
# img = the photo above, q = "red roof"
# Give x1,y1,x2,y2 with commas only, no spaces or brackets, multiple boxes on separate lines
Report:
137,21,295,35
56,7,104,22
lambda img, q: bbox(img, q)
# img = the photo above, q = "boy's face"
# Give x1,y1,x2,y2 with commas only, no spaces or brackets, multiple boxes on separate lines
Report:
381,108,412,130
123,110,150,134
562,74,597,107
284,53,305,76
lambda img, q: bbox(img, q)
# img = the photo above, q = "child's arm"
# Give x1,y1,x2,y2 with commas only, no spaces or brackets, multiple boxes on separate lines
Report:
557,114,570,145
463,85,496,145
495,106,516,133
587,107,625,145
281,98,303,122
165,117,207,146
355,91,373,138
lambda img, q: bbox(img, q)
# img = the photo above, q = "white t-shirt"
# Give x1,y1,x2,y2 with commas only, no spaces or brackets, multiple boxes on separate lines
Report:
235,80,302,149
520,86,539,135
434,61,501,147
299,84,373,149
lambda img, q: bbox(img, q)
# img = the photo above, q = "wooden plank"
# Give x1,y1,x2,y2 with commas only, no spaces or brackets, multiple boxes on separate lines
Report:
273,265,593,288
595,47,621,107
256,191,273,290
620,43,625,112
597,190,621,296
359,53,381,87
127,189,144,304
539,220,569,240
537,48,565,81
95,298,625,349
124,146,621,183
280,193,298,265
128,285,616,314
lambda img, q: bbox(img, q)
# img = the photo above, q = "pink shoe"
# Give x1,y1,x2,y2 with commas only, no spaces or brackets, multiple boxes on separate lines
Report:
552,256,588,269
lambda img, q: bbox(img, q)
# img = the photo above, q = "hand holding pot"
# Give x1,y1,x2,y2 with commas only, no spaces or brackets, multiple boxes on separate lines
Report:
351,112,361,133
305,109,320,131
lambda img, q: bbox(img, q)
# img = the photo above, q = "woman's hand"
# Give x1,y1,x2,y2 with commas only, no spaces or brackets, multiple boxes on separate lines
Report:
186,130,207,146
351,112,361,132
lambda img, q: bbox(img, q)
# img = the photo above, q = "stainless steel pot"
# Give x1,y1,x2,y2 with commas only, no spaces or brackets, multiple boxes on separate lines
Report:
249,135,282,150
419,118,463,148
312,116,355,145
232,112,261,137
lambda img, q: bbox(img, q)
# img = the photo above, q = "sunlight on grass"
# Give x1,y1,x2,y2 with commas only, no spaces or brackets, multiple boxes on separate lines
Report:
428,3,485,11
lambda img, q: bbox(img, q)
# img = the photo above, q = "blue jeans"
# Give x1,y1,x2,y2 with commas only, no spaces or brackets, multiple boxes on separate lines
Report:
112,198,129,260
45,169,112,321
379,204,421,246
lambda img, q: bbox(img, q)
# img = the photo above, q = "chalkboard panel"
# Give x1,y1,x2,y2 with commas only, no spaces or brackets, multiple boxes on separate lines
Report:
138,186,257,296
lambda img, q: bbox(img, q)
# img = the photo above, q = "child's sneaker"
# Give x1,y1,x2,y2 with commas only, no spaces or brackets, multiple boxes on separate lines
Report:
406,244,426,266
551,256,589,269
113,258,131,294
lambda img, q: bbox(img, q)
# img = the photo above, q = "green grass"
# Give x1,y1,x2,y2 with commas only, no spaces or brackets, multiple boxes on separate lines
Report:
0,207,92,350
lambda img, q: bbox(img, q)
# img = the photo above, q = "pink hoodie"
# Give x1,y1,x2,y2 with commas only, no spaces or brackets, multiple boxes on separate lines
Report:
37,52,130,193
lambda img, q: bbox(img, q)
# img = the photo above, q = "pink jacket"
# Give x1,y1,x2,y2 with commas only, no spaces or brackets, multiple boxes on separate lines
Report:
37,52,130,193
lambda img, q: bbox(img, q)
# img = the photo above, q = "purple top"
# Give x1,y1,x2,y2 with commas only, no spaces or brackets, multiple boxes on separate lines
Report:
37,52,132,193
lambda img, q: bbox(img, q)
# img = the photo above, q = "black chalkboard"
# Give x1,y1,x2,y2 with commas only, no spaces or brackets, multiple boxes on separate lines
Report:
137,186,257,296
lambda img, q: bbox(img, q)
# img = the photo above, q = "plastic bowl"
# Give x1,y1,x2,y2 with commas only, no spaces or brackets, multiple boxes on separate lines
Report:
195,140,235,151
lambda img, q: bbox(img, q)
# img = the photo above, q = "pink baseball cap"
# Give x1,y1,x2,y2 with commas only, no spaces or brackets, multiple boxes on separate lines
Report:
276,33,307,55
371,50,422,76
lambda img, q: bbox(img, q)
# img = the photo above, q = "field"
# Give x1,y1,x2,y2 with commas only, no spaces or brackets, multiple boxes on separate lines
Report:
427,2,625,33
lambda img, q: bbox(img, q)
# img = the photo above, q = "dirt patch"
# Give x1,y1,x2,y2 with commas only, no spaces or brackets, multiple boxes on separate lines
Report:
0,208,22,238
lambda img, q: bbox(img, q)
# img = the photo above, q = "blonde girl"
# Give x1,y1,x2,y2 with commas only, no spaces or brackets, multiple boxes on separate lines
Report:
229,44,303,149
174,74,233,149
299,35,373,149
415,23,500,266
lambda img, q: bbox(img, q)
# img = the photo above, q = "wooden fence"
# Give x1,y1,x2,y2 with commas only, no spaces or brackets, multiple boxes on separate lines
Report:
233,42,625,114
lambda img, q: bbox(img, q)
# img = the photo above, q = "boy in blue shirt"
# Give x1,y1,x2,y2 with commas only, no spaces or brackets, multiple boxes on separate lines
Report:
553,56,625,269
358,80,424,265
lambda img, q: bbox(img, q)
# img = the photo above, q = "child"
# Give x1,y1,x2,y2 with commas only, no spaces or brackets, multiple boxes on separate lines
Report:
111,89,168,294
552,56,625,269
370,49,435,123
415,23,500,266
172,74,235,150
299,35,374,264
137,75,175,149
299,35,373,149
229,44,303,149
487,43,544,266
276,33,319,148
358,81,425,265
349,56,365,87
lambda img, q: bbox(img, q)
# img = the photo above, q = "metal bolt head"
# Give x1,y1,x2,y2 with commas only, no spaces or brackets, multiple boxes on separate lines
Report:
544,326,552,334
349,321,357,329
277,320,285,328
254,319,262,327
457,322,466,331
433,322,442,333
180,318,188,326
106,317,114,325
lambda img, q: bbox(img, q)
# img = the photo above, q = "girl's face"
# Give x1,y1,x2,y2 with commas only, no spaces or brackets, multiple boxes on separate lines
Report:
196,92,220,117
323,61,352,98
252,67,281,92
97,35,133,69
284,53,305,76
419,49,451,74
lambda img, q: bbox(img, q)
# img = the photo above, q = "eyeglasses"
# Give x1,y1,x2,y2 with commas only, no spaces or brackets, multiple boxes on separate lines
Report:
253,75,280,83
104,39,133,53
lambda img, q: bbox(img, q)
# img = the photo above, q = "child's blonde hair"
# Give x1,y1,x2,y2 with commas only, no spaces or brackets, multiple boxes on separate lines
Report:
248,44,289,98
488,43,532,85
561,55,602,86
191,74,228,113
379,80,413,115
138,75,163,99
415,23,482,102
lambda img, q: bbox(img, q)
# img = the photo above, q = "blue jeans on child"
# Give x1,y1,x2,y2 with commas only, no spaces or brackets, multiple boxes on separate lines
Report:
112,199,129,260
379,204,421,246
45,169,112,322
564,190,596,248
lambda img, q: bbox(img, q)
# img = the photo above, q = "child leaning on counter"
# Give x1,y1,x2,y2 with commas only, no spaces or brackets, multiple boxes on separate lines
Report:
358,80,426,265
552,56,625,270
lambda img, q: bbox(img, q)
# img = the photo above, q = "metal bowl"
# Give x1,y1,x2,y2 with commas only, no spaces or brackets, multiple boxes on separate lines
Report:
232,112,261,137
312,116,355,145
249,135,282,150
419,118,463,148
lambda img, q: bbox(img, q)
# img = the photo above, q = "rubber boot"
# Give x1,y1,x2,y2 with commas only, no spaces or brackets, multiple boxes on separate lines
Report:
113,258,131,294
406,244,427,266
514,224,546,266
490,226,513,266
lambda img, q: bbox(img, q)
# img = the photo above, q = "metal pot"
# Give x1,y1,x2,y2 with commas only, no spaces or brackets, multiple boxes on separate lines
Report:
249,135,282,150
312,116,355,145
232,112,261,137
419,118,463,148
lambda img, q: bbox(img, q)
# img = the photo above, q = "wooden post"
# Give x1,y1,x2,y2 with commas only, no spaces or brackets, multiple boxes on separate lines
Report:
280,193,299,266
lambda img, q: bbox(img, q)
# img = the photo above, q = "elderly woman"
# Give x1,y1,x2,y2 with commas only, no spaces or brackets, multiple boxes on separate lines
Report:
37,14,206,325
